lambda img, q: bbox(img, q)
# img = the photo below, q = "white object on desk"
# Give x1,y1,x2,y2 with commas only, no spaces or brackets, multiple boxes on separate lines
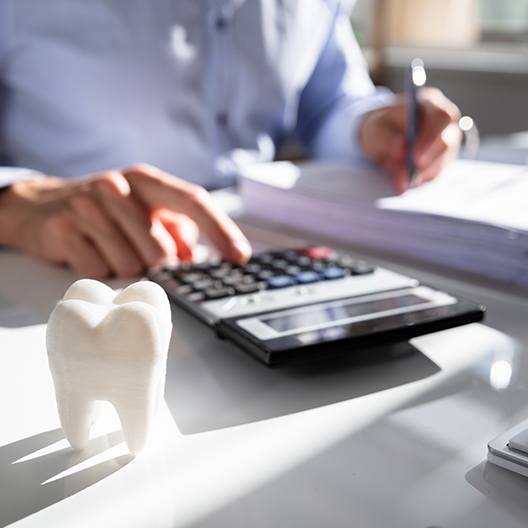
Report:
488,418,528,478
239,159,528,286
46,279,172,455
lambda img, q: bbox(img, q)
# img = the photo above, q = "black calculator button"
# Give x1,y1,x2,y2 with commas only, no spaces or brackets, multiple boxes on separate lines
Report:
310,261,327,272
151,270,172,282
295,271,321,284
187,291,206,303
222,274,245,286
234,283,262,295
210,267,232,279
175,284,194,295
257,270,275,280
204,287,235,299
336,255,357,268
180,272,206,284
283,250,299,261
350,261,376,275
322,267,348,280
267,275,297,289
192,261,218,271
271,259,289,270
253,254,274,265
285,265,301,275
192,279,215,290
295,256,312,267
243,263,262,274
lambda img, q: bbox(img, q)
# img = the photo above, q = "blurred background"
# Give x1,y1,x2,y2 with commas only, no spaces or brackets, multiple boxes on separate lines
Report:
349,0,528,164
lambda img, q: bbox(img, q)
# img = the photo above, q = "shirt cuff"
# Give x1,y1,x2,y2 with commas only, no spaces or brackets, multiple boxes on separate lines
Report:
310,88,396,168
0,167,45,189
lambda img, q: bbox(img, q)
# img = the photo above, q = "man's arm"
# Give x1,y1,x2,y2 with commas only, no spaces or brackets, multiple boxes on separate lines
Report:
295,2,394,166
295,1,461,191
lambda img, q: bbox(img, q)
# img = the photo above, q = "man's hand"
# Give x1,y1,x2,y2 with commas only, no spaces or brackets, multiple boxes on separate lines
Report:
0,164,251,278
359,88,462,193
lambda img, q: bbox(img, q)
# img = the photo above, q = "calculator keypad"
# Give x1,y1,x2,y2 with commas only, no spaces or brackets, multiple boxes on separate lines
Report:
150,247,375,303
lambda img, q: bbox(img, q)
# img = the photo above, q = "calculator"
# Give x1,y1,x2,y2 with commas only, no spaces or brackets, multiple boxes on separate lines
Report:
148,247,485,366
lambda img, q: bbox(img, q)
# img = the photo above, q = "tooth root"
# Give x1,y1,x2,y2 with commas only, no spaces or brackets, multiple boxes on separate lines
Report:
114,400,155,455
57,393,96,450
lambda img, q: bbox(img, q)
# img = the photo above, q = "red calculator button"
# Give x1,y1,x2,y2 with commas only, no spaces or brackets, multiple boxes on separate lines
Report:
300,247,334,259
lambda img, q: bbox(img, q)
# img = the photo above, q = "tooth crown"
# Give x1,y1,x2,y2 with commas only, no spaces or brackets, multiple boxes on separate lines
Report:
46,279,172,455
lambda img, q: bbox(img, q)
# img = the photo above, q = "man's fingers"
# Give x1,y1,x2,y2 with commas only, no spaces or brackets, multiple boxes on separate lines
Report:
414,154,447,186
94,172,170,268
123,164,251,263
158,211,199,262
415,89,461,163
43,212,110,278
416,135,448,171
389,166,409,194
69,193,143,277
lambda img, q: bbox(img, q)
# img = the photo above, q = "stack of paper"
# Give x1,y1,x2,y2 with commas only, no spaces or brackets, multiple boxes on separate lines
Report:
239,159,528,286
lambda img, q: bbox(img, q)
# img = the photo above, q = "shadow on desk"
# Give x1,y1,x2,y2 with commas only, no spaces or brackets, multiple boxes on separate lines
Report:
166,306,441,434
466,461,528,524
0,429,131,528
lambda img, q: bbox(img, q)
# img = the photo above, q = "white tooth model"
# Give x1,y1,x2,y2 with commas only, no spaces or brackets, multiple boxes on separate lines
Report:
46,279,172,455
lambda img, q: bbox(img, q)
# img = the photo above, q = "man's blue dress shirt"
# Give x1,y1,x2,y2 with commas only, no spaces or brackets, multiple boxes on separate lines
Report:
0,0,392,189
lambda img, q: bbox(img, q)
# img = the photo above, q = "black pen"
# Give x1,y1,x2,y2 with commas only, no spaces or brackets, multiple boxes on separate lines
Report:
405,58,426,188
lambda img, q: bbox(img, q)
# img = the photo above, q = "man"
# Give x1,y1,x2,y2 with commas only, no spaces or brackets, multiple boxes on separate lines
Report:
0,1,461,278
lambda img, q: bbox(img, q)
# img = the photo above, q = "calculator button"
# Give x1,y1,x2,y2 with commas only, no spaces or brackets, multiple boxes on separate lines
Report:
192,261,219,271
336,255,357,268
258,270,275,280
210,267,232,279
222,273,245,286
253,254,274,265
180,272,206,284
271,259,289,270
187,291,206,303
295,255,312,267
300,247,334,259
283,250,299,261
234,283,262,295
243,263,262,274
192,279,215,290
295,271,321,284
204,287,235,299
350,261,376,275
175,284,194,295
151,270,172,282
267,275,297,289
322,267,349,280
285,265,301,275
310,261,326,272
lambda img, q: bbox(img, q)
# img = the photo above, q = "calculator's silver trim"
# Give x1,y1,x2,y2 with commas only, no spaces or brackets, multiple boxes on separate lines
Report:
234,286,456,340
199,268,418,322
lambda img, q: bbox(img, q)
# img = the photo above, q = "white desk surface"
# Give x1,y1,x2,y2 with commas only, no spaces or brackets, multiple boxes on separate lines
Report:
1,209,528,528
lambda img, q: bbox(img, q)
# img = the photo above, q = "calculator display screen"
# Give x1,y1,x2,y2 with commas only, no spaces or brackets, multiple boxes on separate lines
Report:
260,294,427,333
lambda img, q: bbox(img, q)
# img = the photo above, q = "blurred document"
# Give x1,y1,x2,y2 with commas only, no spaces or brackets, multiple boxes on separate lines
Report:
239,160,528,286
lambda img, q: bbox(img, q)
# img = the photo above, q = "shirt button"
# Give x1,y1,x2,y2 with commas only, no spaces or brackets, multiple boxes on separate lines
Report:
216,112,229,127
215,15,229,31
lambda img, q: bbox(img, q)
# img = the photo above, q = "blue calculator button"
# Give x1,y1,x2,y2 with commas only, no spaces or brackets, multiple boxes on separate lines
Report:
267,275,297,289
295,271,321,284
323,267,348,280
